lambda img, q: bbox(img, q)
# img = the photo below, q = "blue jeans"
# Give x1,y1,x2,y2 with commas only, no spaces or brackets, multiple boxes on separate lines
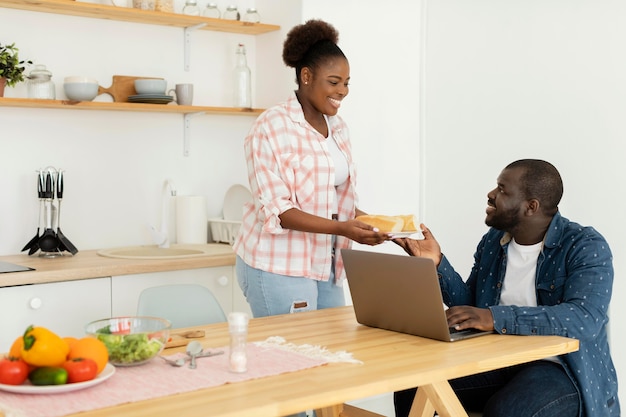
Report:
394,360,579,417
235,255,345,318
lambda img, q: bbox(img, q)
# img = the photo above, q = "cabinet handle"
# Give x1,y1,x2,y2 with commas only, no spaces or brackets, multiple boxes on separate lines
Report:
217,276,229,287
29,297,43,310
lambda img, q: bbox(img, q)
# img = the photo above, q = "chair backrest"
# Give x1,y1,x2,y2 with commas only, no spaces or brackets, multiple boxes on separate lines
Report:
137,284,227,329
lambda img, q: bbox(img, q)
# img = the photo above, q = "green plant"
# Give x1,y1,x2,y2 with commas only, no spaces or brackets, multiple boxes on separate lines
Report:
0,42,32,87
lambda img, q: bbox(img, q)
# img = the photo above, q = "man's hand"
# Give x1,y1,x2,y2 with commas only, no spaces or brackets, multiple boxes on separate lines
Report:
446,306,495,331
392,223,442,266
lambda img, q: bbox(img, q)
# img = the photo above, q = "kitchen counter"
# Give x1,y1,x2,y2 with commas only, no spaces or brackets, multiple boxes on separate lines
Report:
0,246,235,287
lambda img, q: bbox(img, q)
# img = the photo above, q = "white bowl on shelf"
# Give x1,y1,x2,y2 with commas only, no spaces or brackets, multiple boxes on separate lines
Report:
134,79,167,95
63,76,99,101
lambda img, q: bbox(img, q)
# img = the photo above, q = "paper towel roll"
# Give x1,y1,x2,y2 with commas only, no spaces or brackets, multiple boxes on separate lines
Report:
176,195,208,244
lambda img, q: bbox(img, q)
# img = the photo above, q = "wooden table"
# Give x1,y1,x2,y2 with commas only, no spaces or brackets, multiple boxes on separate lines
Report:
67,306,578,417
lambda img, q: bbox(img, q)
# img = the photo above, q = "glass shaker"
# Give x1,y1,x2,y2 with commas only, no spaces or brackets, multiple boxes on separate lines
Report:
223,5,240,20
182,0,200,16
27,64,56,100
243,8,260,23
202,2,220,18
228,312,249,373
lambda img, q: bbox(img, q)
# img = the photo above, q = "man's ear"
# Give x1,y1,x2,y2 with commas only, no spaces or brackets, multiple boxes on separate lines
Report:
526,199,540,216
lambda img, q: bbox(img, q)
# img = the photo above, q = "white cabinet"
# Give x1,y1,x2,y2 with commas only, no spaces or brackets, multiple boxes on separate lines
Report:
0,277,112,351
111,266,251,318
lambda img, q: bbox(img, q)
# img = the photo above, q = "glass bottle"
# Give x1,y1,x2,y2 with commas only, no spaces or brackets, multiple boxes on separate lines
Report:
242,8,260,23
228,312,249,373
182,0,200,16
202,2,220,18
233,43,252,108
223,5,240,20
27,64,56,100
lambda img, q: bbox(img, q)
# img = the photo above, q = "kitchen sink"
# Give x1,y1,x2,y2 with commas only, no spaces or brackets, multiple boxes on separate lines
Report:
97,243,234,260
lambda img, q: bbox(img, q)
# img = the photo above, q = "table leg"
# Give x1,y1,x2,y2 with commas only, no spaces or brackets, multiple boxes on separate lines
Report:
409,380,469,417
315,403,385,417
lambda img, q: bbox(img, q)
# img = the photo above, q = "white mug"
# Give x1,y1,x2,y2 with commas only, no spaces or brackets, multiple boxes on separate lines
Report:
168,83,194,106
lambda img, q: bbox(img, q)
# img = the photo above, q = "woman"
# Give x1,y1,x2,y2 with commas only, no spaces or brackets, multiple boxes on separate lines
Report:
233,19,389,319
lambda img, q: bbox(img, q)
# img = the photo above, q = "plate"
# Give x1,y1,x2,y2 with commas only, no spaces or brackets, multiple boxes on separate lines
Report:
0,363,115,394
223,184,252,221
128,94,173,104
388,231,419,238
127,94,172,99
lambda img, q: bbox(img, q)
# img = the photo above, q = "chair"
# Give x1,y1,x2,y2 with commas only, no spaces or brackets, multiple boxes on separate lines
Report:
137,284,227,329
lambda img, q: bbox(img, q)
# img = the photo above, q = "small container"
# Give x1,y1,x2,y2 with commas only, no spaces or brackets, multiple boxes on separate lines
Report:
182,0,200,16
155,0,173,12
27,65,56,100
223,5,240,20
202,2,220,18
228,312,249,373
242,8,260,23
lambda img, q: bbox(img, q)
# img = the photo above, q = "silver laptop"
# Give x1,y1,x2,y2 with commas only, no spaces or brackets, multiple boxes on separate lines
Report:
341,249,492,342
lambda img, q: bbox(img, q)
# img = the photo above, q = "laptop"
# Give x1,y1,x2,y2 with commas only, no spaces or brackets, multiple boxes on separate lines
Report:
341,249,493,342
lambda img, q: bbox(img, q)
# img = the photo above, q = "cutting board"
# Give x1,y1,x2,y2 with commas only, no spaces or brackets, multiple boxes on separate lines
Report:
164,330,206,348
98,75,164,102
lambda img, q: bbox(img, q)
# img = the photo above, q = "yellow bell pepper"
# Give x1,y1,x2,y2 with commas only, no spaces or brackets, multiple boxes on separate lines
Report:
21,326,69,367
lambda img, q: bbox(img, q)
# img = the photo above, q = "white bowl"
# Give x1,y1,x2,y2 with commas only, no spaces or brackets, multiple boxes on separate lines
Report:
64,81,99,101
134,79,167,95
64,76,98,84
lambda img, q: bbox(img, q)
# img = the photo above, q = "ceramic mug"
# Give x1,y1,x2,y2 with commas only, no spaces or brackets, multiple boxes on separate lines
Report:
168,83,193,106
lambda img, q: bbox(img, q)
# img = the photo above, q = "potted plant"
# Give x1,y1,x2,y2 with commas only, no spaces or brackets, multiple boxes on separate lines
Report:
0,42,32,97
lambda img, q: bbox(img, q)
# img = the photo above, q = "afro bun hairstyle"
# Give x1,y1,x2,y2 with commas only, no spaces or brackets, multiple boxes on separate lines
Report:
282,19,340,68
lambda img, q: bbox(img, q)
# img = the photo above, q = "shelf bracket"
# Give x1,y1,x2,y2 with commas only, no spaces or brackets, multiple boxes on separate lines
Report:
183,111,207,156
184,23,207,71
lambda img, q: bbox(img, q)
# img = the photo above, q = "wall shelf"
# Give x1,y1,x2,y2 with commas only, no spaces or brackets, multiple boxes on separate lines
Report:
0,0,281,35
0,97,264,115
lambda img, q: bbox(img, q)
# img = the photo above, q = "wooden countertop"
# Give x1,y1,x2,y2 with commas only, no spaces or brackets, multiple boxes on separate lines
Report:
0,245,235,287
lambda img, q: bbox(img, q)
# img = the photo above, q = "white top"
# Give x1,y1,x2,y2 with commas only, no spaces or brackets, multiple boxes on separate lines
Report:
499,239,542,306
325,116,349,214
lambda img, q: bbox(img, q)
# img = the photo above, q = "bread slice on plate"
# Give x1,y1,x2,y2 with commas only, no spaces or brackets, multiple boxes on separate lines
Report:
356,215,404,232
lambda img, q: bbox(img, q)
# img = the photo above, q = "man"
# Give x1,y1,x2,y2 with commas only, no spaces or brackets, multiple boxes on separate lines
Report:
393,159,619,417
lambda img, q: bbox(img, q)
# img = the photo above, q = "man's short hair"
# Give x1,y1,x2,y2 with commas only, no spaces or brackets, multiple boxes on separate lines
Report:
506,159,563,215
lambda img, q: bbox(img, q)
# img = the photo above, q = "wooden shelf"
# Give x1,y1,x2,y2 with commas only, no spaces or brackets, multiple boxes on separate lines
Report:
0,0,280,34
0,97,264,115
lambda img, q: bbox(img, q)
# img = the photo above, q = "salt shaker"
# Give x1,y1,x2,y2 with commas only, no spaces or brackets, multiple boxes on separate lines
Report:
228,312,249,373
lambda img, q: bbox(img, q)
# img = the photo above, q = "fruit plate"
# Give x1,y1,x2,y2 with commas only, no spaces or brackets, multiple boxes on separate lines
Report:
0,363,115,394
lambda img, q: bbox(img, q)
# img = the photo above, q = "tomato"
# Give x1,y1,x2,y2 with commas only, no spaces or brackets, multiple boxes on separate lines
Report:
62,358,98,383
0,357,29,385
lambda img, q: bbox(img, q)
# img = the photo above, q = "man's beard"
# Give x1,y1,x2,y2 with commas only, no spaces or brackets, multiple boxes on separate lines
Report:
485,207,520,231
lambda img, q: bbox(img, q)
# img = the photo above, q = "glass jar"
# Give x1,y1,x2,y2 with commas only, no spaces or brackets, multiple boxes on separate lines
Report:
223,5,240,20
202,2,220,18
27,65,56,100
182,0,200,16
242,8,260,23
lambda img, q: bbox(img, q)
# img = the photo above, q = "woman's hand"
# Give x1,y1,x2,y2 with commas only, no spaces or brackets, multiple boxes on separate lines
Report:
392,223,442,266
338,219,391,245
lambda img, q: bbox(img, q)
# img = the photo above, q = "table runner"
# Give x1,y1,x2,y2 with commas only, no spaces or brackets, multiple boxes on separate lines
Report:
0,338,358,417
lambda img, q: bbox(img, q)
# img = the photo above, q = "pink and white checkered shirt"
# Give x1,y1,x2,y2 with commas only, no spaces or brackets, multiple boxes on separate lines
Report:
233,92,358,282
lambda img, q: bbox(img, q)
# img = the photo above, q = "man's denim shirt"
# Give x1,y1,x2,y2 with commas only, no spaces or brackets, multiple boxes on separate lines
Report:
437,212,619,417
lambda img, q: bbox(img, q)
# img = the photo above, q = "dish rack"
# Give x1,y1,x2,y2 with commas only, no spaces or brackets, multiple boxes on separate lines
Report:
208,218,242,245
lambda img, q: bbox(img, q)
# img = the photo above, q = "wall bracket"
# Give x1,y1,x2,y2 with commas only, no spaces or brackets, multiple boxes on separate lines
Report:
183,111,207,156
184,23,207,71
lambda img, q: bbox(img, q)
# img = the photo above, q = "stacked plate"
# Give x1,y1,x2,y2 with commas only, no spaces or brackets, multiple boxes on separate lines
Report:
127,94,173,104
